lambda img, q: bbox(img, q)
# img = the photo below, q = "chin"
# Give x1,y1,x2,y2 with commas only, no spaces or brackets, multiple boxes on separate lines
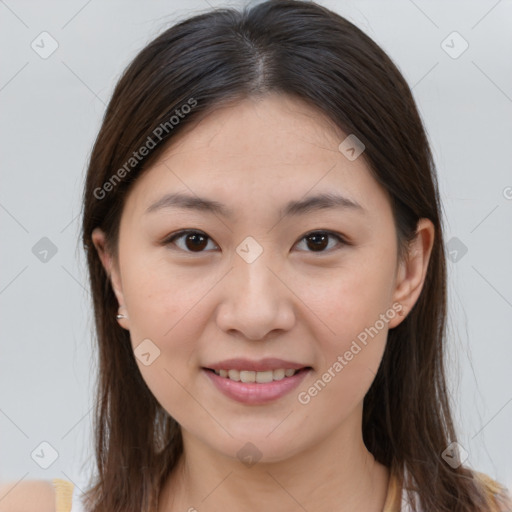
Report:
205,430,304,466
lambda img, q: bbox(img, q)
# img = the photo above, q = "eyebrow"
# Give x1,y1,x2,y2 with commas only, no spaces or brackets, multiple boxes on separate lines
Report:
144,191,365,219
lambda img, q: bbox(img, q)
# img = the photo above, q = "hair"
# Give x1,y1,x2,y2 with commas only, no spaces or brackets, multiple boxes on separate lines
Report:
79,1,509,511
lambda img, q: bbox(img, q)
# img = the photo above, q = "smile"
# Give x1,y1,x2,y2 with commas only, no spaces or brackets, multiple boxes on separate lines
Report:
203,367,311,404
212,368,299,383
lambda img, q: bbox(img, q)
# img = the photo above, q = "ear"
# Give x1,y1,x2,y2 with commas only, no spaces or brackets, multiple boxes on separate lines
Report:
388,218,435,329
91,227,130,330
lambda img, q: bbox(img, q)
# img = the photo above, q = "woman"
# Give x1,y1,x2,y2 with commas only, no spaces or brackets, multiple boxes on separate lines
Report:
2,1,510,510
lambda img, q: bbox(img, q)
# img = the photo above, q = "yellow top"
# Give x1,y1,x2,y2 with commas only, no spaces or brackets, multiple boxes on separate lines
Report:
51,470,511,512
52,478,74,512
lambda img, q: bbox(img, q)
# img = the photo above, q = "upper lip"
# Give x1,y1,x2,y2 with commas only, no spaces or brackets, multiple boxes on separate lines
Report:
204,358,310,372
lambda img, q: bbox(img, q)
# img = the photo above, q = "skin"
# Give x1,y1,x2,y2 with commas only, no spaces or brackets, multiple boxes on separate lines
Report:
92,93,434,511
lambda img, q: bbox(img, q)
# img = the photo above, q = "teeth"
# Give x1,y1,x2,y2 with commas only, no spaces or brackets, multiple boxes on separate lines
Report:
255,371,273,383
273,368,285,380
240,370,256,383
213,368,300,382
228,369,240,381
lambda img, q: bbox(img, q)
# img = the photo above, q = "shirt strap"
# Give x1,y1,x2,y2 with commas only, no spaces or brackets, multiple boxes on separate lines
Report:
52,478,74,512
383,470,402,511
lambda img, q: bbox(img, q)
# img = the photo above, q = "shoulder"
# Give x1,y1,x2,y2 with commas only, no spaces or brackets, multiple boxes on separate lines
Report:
471,470,512,512
0,479,56,512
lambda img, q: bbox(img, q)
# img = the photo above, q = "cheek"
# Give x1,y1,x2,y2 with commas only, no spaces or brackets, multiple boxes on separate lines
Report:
112,234,201,418
124,283,203,426
119,254,226,415
299,253,396,343
121,250,208,340
295,251,395,395
295,271,391,419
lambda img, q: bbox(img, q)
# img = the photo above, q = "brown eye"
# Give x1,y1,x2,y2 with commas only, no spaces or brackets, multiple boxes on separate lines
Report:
165,230,218,253
164,229,347,255
296,231,346,253
305,233,329,251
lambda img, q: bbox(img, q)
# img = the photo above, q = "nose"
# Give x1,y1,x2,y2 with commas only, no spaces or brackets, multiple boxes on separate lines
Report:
215,252,296,341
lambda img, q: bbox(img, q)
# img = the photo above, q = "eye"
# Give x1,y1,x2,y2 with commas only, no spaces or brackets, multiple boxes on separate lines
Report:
295,230,347,253
163,229,347,254
164,230,218,253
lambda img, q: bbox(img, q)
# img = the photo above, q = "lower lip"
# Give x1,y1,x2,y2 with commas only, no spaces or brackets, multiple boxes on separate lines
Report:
203,368,311,405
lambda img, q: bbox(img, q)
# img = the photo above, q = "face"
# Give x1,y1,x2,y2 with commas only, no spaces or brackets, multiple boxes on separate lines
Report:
93,93,433,464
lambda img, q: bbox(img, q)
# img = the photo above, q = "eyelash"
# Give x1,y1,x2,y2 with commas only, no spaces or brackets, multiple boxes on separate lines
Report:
162,229,348,254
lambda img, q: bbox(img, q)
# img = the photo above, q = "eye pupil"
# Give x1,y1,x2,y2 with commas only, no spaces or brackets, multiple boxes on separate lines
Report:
307,233,328,251
186,233,207,251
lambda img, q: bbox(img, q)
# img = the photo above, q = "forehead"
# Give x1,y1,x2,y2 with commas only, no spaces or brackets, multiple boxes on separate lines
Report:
122,93,391,221
163,93,346,170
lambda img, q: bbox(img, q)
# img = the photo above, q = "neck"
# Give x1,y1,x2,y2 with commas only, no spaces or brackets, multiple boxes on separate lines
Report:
159,407,390,512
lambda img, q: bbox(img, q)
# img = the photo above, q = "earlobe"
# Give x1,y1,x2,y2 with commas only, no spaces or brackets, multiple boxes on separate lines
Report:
389,218,435,328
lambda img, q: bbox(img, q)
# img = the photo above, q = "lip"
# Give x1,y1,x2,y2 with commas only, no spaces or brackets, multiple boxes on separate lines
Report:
202,367,311,405
204,357,309,372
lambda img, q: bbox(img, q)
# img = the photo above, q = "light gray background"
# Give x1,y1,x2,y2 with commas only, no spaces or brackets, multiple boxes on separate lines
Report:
1,0,511,495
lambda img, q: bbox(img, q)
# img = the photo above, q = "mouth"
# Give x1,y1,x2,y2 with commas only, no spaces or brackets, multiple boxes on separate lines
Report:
202,366,312,404
203,367,312,383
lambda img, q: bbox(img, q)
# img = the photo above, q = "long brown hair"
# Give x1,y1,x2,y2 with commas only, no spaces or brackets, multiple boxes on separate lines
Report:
80,1,503,510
